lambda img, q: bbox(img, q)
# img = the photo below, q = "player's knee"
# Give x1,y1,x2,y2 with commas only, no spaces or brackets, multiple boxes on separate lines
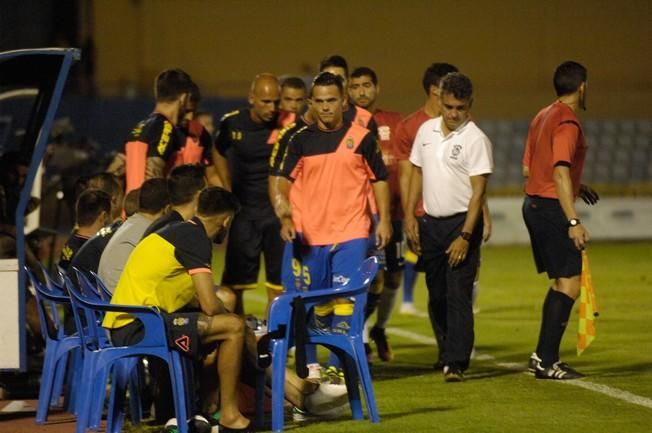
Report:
217,285,237,312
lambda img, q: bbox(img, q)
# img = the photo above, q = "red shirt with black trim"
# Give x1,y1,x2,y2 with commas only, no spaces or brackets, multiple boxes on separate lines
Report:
374,109,403,220
523,101,587,199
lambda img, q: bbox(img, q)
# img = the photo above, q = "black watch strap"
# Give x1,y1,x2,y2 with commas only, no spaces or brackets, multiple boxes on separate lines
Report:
568,218,581,227
460,231,472,241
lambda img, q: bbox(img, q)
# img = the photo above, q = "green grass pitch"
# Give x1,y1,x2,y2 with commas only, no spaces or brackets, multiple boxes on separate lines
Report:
133,241,652,432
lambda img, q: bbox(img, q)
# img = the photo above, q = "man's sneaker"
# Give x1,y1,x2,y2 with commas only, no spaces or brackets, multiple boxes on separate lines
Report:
369,326,393,362
528,352,542,373
535,361,585,380
189,414,211,433
325,366,345,385
303,383,349,416
164,418,179,433
400,302,418,315
443,365,464,382
307,363,322,382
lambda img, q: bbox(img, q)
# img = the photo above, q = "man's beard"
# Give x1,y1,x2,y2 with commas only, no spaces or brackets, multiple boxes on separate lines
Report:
580,91,587,111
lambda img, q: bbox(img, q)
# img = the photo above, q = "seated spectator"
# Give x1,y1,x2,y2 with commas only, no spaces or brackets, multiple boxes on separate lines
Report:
59,189,111,271
98,178,169,292
143,164,206,238
102,187,347,432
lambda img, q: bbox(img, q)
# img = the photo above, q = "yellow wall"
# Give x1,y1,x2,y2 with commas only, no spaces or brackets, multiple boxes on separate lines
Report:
93,0,652,118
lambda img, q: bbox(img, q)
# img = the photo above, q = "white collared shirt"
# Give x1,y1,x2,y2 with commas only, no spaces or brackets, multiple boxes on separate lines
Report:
409,116,493,217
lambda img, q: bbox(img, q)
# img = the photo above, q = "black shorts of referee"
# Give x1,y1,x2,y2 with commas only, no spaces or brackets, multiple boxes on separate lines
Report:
522,195,582,279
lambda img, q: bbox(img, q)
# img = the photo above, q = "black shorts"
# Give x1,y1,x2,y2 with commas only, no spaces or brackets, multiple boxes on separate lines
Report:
385,221,405,273
522,195,582,279
110,311,201,358
222,213,284,290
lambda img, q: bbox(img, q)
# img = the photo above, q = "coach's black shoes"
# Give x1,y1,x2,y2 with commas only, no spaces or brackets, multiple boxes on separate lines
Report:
535,361,585,380
528,352,542,373
443,365,464,382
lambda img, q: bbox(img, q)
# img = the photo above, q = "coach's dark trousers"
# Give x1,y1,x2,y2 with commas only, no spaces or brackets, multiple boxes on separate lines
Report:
420,213,482,370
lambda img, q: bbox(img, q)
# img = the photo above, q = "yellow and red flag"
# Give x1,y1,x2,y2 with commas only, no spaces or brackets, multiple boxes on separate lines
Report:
577,250,599,356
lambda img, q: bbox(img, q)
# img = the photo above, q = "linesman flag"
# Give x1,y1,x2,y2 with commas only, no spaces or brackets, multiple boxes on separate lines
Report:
577,250,599,356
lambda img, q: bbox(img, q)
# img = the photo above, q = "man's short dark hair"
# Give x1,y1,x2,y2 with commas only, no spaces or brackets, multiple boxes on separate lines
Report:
281,77,307,92
553,61,587,96
189,81,201,106
350,67,378,86
76,172,123,202
76,189,111,227
197,187,240,216
138,178,169,214
422,63,459,95
319,55,349,77
310,72,344,97
123,189,140,217
440,72,473,101
155,69,194,102
167,164,206,206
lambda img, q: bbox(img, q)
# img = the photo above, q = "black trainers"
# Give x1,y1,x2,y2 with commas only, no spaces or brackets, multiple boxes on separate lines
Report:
535,361,585,380
443,365,464,382
369,326,393,362
528,352,542,374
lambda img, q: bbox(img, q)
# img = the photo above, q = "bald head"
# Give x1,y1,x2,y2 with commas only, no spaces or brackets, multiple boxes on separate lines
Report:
248,73,280,123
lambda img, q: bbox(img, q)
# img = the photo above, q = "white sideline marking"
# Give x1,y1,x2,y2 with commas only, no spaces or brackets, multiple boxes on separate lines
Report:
248,291,652,410
385,327,652,410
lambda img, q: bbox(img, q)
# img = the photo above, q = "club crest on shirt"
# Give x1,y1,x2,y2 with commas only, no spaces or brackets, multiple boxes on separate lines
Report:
346,138,354,149
378,126,391,141
450,144,462,160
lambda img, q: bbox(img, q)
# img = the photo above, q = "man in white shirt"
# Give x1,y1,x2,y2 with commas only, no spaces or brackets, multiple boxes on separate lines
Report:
405,72,493,382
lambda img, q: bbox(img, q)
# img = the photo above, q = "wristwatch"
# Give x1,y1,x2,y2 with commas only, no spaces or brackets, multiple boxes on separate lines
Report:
568,218,581,227
460,231,472,241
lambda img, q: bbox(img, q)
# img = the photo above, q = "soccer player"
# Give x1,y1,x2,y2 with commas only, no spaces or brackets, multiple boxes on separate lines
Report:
67,173,126,279
276,71,391,379
319,55,378,135
212,73,284,313
405,72,493,382
349,66,403,362
125,69,194,193
522,61,598,380
59,189,112,271
143,164,207,238
172,81,214,169
98,178,169,292
279,76,307,114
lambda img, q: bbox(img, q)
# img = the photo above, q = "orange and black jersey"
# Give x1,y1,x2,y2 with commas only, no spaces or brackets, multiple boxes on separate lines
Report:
172,119,213,168
215,109,278,218
344,104,378,137
125,112,179,192
280,122,387,181
279,121,388,245
269,114,310,176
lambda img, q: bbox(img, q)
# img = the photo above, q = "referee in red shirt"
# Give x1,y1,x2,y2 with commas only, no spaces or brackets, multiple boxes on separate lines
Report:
522,61,599,380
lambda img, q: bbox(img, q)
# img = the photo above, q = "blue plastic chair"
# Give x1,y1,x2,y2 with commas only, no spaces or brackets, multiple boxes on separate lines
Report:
261,257,380,432
63,271,194,433
24,266,82,424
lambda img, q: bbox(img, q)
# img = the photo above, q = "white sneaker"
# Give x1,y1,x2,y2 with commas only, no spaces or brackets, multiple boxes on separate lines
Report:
400,303,417,315
304,383,349,415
